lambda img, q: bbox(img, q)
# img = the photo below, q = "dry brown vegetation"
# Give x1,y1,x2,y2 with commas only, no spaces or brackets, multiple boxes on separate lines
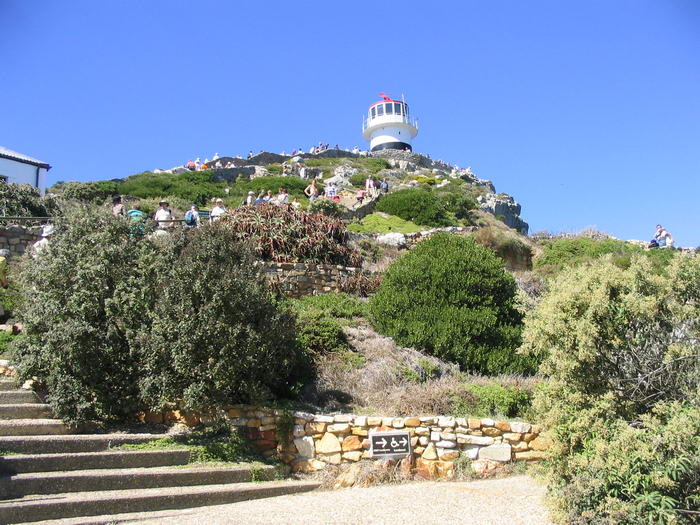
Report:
302,321,540,416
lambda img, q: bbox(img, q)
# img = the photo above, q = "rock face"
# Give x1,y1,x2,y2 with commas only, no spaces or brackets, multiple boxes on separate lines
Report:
325,165,359,186
376,232,407,248
477,193,529,235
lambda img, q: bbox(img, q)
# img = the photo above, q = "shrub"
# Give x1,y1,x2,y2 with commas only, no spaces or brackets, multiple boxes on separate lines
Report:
347,213,421,235
309,198,345,218
291,293,368,319
222,205,361,266
295,312,349,356
450,383,532,418
534,237,675,275
0,183,60,217
11,208,149,422
473,227,533,269
374,189,453,227
349,172,367,188
369,233,535,374
55,181,118,203
521,254,700,523
0,331,15,357
438,192,477,220
11,208,308,423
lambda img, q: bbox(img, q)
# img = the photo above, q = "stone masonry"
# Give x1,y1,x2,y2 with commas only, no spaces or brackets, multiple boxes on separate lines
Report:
0,225,41,257
138,406,552,480
258,262,371,298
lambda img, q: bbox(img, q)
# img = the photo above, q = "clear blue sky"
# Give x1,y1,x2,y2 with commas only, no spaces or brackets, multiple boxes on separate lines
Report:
2,0,699,245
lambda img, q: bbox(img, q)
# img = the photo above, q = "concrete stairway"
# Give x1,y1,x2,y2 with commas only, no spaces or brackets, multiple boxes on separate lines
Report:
0,377,319,523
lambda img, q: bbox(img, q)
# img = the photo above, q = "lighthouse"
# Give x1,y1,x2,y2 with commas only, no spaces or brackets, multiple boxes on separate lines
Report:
362,93,418,152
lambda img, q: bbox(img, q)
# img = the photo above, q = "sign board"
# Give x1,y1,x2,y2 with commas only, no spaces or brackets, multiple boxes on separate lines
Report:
369,430,411,457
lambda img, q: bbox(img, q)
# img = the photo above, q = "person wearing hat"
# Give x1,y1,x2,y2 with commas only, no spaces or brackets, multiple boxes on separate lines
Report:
245,191,255,206
210,198,226,222
154,200,174,229
31,224,55,258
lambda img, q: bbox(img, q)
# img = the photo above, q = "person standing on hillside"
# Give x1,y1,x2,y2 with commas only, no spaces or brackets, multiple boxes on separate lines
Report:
304,179,319,201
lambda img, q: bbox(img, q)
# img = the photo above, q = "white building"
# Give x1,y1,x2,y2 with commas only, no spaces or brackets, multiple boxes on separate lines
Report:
0,146,51,194
362,93,418,152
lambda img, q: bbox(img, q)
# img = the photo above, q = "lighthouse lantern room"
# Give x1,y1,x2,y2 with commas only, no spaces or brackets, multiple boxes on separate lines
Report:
362,93,418,152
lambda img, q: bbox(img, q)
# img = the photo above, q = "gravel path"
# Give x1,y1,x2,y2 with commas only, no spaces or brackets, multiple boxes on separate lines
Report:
113,475,552,525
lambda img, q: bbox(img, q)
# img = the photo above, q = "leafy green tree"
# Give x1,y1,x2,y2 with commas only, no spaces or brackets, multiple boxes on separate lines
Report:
369,233,531,373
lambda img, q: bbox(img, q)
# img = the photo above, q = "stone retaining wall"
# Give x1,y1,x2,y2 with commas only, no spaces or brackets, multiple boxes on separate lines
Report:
139,406,551,479
258,262,369,298
0,225,41,257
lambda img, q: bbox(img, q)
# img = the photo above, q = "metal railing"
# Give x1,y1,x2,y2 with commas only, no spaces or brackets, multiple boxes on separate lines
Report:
362,114,419,132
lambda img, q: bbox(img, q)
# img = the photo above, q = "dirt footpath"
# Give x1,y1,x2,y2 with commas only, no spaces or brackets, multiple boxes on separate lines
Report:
131,475,553,525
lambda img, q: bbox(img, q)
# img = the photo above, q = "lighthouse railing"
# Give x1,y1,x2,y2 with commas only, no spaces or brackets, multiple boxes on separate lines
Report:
362,115,418,132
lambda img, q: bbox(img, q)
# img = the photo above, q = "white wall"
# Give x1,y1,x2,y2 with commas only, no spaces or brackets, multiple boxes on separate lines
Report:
0,158,47,194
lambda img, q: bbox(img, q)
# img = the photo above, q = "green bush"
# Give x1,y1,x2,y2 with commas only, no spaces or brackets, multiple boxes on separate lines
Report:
347,213,421,235
438,192,477,220
534,237,675,275
349,172,367,188
291,293,366,355
11,208,309,423
295,312,349,355
0,183,60,217
291,293,368,319
521,254,700,523
370,233,534,374
374,189,453,227
137,224,308,410
309,198,345,218
0,331,15,357
55,181,118,203
450,383,532,418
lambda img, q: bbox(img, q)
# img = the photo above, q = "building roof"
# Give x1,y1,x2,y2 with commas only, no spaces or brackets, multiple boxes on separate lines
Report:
0,146,51,169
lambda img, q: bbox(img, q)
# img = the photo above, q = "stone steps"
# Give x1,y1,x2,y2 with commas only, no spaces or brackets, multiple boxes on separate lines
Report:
0,404,52,420
0,464,281,498
0,419,73,436
0,480,321,523
0,380,19,391
0,433,166,454
0,449,192,474
0,391,38,404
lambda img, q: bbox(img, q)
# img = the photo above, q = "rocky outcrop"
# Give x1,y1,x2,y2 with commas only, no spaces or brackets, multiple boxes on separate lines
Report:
478,194,529,235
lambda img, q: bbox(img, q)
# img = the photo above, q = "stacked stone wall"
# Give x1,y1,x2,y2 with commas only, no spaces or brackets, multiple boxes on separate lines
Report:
258,262,370,298
0,225,41,257
139,406,551,479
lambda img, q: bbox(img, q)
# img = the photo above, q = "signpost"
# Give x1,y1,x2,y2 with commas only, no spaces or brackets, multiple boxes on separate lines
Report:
369,430,411,458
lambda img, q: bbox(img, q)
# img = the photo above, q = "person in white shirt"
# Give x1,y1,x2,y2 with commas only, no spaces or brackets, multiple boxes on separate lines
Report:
245,191,255,206
210,199,226,222
154,201,174,229
31,224,54,258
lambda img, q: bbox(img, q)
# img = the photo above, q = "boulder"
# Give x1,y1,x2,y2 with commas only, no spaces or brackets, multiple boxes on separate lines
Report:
376,232,406,248
294,436,315,458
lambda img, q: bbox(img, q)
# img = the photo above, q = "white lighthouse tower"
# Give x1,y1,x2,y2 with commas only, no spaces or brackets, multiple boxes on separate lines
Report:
362,93,418,152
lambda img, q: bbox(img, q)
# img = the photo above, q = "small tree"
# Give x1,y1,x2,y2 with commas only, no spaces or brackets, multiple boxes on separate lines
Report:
0,183,60,217
369,233,531,374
